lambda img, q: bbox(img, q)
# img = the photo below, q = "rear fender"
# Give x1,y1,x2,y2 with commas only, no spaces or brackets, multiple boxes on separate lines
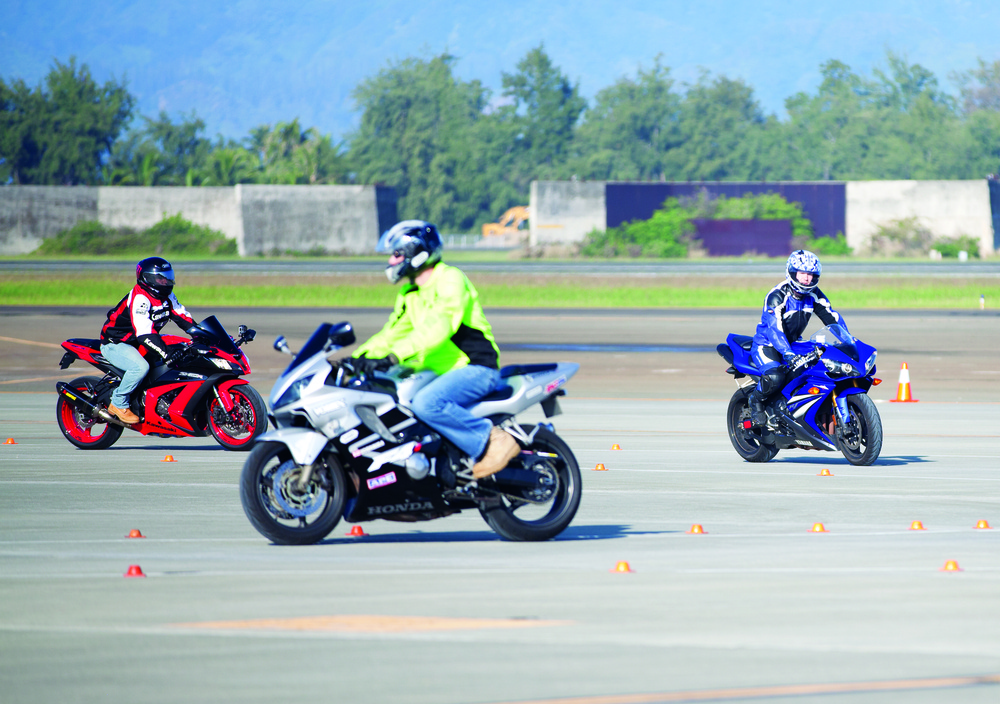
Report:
257,428,329,466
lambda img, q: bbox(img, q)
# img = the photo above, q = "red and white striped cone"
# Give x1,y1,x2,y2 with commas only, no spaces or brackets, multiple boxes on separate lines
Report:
889,362,918,402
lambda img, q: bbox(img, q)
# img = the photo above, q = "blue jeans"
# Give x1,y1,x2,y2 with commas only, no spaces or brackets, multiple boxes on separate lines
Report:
409,364,500,459
100,342,149,410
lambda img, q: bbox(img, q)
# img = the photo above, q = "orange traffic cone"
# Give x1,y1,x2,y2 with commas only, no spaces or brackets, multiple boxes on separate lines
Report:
975,520,992,530
810,523,828,533
593,463,608,471
611,444,622,450
124,564,146,578
889,362,918,402
910,520,926,531
611,561,633,573
686,524,705,534
818,468,833,476
162,455,176,463
940,560,962,572
347,525,367,537
127,529,145,538
4,438,15,445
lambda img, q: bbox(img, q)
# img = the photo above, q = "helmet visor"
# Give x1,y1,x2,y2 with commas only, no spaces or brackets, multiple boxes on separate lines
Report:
143,270,175,288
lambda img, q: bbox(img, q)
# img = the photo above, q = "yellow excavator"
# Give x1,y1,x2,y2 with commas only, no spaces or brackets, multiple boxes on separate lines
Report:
482,206,529,237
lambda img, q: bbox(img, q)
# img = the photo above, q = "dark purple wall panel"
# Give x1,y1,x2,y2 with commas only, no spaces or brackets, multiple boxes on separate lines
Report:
605,182,846,239
692,219,792,257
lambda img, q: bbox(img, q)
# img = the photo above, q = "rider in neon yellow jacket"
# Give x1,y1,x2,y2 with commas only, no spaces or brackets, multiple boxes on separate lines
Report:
350,221,518,481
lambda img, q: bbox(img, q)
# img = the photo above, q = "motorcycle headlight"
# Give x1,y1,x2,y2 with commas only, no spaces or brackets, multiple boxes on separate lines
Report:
275,374,315,409
822,358,856,378
865,351,877,374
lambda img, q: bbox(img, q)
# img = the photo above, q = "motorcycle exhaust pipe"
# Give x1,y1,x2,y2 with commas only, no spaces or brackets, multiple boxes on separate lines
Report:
55,382,127,427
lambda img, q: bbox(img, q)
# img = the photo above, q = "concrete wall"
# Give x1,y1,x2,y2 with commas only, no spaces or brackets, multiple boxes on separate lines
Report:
529,181,606,245
238,185,385,256
0,186,99,254
846,180,995,255
0,185,396,256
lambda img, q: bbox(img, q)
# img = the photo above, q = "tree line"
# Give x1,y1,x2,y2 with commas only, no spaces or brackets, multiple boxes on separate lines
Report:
2,49,999,232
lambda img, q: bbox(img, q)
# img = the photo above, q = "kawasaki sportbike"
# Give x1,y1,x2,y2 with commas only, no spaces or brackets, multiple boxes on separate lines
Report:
240,322,581,544
717,324,883,465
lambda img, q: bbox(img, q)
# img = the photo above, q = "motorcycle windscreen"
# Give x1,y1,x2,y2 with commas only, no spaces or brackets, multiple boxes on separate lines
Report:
189,315,240,355
284,322,355,375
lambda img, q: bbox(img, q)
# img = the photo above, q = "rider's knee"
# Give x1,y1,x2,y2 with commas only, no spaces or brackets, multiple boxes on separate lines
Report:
759,366,786,396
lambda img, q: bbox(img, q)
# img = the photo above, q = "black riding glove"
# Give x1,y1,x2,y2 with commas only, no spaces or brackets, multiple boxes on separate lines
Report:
352,354,398,375
164,348,186,368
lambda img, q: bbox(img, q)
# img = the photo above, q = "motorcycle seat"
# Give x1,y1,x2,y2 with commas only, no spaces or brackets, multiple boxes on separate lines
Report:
500,363,557,378
479,385,514,402
731,335,754,351
66,338,103,351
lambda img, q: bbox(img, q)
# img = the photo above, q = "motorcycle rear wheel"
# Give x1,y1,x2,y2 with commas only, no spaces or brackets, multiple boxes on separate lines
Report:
726,389,778,462
207,384,268,451
240,441,347,545
836,393,882,466
56,376,123,450
479,425,581,541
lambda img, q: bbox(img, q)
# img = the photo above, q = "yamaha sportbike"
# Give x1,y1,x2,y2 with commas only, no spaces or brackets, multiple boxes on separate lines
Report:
239,322,582,544
55,316,267,450
717,324,883,465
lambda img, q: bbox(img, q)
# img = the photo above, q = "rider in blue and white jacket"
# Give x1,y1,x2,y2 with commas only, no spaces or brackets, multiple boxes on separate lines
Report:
748,250,847,427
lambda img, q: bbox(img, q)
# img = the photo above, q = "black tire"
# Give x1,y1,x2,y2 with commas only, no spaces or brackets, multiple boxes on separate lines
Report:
479,425,581,541
56,376,124,450
239,441,347,545
208,383,268,451
726,389,778,462
837,393,882,466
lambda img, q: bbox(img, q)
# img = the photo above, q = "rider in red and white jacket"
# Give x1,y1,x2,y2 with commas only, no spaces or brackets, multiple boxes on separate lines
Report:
99,257,195,423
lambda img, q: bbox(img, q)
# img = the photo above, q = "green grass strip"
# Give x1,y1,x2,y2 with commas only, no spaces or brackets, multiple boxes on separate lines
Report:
2,278,997,309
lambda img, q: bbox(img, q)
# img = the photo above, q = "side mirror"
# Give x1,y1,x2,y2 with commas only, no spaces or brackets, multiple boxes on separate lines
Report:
274,335,291,355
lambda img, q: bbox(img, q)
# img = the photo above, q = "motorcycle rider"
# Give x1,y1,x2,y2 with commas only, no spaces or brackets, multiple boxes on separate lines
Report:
351,220,518,480
99,257,196,424
748,249,847,428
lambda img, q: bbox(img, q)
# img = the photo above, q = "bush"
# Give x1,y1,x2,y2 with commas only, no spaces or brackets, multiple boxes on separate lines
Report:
34,213,237,256
932,235,981,259
580,191,814,259
793,232,852,256
865,217,933,257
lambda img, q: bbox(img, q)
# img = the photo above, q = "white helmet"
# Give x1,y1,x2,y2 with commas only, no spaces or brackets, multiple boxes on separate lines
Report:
786,249,821,295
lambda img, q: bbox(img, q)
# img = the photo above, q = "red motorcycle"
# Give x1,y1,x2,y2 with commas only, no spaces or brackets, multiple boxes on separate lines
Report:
55,316,267,451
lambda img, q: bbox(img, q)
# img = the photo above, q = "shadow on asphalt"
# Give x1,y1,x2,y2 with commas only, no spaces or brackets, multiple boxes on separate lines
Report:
772,454,929,466
315,523,656,545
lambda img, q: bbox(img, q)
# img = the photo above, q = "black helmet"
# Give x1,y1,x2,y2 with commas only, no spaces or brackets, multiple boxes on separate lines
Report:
376,220,443,284
136,257,175,298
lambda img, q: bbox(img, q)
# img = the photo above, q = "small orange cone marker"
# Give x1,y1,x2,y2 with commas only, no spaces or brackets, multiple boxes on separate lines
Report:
889,362,919,402
4,438,15,445
127,529,145,538
611,561,633,573
124,564,146,578
818,468,833,476
611,443,621,450
975,520,992,530
347,525,367,537
811,522,828,533
686,524,705,534
910,520,926,531
162,455,176,462
593,463,607,471
940,560,962,572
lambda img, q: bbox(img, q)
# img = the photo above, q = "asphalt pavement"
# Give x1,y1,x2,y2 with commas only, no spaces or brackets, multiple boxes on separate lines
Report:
1,308,999,704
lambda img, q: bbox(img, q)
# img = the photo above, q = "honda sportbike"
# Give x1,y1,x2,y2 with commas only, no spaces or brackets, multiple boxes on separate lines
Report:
239,322,582,545
717,324,883,465
55,316,267,450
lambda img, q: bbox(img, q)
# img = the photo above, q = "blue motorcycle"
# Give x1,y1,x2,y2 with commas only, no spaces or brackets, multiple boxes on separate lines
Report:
717,324,883,465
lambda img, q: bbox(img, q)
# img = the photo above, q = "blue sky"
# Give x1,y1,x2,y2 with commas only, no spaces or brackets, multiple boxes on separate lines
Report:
2,0,998,140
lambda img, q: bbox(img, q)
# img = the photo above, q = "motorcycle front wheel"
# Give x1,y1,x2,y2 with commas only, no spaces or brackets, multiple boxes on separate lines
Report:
240,442,347,545
56,376,124,450
207,383,268,451
836,393,882,466
726,389,778,462
479,425,581,541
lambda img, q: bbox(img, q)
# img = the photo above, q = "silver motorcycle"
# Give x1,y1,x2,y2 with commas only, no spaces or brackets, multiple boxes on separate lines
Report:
239,322,582,544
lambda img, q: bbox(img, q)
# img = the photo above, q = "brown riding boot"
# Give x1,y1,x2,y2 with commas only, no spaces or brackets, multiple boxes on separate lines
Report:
108,403,139,424
472,427,520,479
